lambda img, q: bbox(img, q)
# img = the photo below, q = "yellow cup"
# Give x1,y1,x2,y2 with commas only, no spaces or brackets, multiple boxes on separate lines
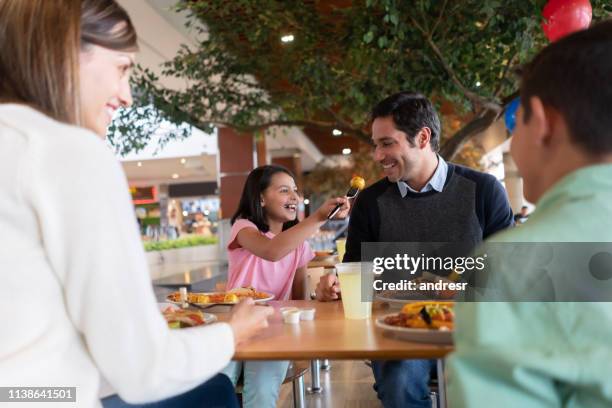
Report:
335,238,347,262
336,262,372,320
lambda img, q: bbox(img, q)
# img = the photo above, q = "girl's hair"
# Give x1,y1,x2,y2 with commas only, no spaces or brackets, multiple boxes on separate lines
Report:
231,165,299,233
0,0,137,125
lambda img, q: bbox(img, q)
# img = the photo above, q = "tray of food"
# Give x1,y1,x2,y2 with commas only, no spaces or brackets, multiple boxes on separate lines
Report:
166,286,274,306
375,301,454,344
159,303,217,329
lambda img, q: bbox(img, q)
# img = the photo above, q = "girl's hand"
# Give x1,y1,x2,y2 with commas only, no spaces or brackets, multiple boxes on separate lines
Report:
314,197,350,222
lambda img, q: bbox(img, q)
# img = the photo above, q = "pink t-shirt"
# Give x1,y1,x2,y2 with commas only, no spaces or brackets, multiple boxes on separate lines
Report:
226,219,314,300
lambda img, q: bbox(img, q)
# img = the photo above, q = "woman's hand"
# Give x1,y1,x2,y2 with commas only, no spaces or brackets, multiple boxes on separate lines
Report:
228,298,273,346
314,197,350,222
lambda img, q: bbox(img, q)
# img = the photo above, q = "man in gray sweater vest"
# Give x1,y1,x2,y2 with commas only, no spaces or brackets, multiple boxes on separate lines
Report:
316,92,514,408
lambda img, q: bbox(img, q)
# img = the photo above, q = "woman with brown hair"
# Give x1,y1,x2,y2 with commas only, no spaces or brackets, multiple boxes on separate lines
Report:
0,1,271,407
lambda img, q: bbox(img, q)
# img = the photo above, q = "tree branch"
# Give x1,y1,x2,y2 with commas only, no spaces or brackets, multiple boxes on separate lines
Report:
439,109,499,160
430,0,448,38
493,51,519,98
217,119,371,143
325,108,363,134
426,37,502,112
407,14,501,113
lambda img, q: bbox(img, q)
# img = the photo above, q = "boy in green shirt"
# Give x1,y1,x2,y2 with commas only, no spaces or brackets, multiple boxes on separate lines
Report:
447,20,612,408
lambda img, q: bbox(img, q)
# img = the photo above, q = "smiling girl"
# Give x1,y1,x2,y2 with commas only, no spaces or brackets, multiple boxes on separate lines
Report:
222,165,349,408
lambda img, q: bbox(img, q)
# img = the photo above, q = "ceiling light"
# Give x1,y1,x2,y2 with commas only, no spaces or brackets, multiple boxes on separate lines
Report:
182,211,188,217
342,148,351,155
172,173,179,179
180,158,187,164
281,34,294,43
137,161,142,167
332,129,343,136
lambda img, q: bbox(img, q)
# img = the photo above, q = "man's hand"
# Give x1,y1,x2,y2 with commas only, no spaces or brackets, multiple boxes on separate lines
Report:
315,274,341,301
228,298,273,346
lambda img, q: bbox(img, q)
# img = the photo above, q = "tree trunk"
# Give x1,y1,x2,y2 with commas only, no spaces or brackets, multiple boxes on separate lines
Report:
439,109,500,161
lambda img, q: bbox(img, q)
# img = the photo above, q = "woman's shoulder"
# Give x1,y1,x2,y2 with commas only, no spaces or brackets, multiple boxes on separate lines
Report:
0,104,125,194
0,104,118,166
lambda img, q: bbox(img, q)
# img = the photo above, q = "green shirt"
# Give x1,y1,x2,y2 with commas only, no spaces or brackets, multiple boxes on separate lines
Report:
447,164,612,408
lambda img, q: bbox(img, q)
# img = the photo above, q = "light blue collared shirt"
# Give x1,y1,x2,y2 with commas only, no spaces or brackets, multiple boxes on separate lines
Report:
397,155,448,197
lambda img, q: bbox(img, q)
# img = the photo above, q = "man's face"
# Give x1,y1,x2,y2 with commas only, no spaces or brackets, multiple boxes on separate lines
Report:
510,104,542,203
371,116,423,183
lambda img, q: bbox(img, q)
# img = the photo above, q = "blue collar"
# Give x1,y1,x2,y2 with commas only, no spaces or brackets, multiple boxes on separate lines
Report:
397,156,448,197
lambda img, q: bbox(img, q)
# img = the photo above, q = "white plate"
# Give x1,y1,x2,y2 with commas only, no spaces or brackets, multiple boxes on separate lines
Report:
158,303,218,324
375,313,453,345
165,292,274,306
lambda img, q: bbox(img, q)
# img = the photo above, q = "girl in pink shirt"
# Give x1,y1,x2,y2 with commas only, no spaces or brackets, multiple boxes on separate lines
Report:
222,165,349,408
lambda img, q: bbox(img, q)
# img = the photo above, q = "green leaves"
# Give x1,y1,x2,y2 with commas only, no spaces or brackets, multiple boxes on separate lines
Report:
110,0,609,157
144,235,218,252
377,35,388,48
389,12,399,26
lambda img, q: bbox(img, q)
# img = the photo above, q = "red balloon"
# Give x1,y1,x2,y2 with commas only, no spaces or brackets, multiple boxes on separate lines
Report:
542,0,592,42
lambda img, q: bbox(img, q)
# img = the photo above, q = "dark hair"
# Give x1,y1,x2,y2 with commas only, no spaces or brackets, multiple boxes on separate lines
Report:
231,165,299,233
371,92,441,152
520,20,612,155
0,0,137,125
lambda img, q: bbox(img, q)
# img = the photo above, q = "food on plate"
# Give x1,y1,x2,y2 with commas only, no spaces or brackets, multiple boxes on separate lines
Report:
314,250,334,257
383,301,454,331
223,293,239,303
167,286,271,305
161,306,206,328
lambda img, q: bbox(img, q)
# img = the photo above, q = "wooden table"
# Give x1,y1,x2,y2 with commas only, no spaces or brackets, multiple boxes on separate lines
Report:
216,300,453,361
216,300,453,407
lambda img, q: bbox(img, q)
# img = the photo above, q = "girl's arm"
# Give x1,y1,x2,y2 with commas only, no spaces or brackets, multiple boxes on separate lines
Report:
236,197,349,262
291,266,307,300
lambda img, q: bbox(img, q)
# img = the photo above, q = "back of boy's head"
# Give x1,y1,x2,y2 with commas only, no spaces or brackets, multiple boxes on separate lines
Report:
520,20,612,155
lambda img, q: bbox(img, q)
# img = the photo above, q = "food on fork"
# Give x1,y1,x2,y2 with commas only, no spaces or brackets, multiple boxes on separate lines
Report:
350,176,366,191
327,175,365,219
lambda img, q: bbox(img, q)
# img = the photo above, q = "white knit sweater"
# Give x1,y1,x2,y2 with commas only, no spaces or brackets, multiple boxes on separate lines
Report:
0,104,234,407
